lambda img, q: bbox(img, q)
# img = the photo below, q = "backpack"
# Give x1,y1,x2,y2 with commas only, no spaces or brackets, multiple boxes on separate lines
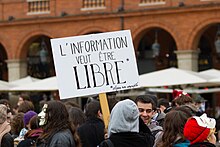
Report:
99,138,114,147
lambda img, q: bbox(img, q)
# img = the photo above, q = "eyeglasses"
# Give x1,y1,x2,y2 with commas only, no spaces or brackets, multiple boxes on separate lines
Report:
138,108,154,113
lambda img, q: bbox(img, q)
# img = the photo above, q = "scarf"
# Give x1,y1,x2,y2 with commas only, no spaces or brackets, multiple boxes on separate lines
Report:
0,121,11,145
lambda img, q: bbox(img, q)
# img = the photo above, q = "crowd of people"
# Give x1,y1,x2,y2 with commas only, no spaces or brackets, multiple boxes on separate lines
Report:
0,90,219,147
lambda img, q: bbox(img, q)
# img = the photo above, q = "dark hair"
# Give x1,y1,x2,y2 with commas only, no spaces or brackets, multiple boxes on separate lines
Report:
68,107,86,127
11,112,24,137
63,99,81,111
135,95,157,110
18,100,35,113
29,115,40,130
106,92,118,112
0,99,12,114
19,93,30,101
157,108,192,147
38,100,81,147
158,98,170,108
172,95,193,106
0,99,10,106
24,115,42,140
85,100,101,118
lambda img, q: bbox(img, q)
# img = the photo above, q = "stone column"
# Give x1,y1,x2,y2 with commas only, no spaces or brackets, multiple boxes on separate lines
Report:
6,59,27,81
175,50,199,72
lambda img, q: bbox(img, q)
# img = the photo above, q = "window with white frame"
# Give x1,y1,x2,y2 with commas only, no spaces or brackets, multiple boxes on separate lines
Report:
82,0,105,9
140,0,166,5
27,0,50,14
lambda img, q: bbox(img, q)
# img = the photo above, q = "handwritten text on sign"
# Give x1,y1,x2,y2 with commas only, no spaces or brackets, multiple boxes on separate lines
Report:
51,30,139,99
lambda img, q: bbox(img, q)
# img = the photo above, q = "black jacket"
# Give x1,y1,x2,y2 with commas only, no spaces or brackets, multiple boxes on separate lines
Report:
77,117,105,147
139,117,155,147
1,133,13,147
36,129,76,147
99,132,152,147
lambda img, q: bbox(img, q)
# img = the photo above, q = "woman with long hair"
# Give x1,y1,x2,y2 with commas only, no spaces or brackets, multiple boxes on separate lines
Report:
36,100,81,147
157,107,192,147
0,104,13,147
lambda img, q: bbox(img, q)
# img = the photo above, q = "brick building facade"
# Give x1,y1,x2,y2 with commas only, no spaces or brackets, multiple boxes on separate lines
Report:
0,0,219,112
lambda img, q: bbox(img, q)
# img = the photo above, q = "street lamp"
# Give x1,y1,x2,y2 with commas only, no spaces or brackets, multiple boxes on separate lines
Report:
152,29,160,57
215,24,220,56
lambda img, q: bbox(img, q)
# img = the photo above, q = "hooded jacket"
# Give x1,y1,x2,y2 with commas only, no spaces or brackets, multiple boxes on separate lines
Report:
99,99,151,147
108,99,139,137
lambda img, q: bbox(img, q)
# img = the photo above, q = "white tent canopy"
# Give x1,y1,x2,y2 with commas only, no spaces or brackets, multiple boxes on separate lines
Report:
10,76,58,91
139,67,207,87
197,69,220,86
199,69,220,78
0,80,14,91
147,87,220,94
209,77,220,83
9,76,40,86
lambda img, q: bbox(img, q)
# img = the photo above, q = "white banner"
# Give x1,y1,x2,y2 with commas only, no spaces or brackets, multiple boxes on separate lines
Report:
51,30,139,99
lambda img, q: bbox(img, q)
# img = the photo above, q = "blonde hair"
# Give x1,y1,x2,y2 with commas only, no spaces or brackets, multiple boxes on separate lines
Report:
0,104,7,124
207,128,216,142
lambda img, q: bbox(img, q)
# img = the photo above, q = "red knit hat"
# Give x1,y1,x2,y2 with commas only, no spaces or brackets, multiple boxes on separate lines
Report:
183,114,216,144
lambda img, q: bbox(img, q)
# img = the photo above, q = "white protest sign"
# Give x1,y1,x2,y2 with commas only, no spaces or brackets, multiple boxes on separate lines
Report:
51,30,139,99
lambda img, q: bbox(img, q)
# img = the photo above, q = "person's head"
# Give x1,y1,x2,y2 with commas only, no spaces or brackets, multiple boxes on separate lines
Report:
193,95,206,103
23,110,37,129
38,100,81,146
10,113,24,136
85,100,102,119
106,92,118,112
106,92,117,98
193,95,206,111
0,99,10,108
18,93,30,106
0,99,13,122
157,98,170,113
63,99,80,111
24,115,43,139
29,115,40,130
135,94,157,124
68,107,86,128
172,90,193,107
158,107,192,147
17,100,34,113
108,99,139,137
0,104,7,124
184,113,216,145
38,100,70,128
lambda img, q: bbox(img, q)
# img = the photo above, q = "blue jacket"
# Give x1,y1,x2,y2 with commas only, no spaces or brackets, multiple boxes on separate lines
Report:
173,140,190,147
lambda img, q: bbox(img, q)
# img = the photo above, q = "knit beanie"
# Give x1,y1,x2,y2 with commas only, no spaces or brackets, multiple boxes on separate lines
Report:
0,104,7,124
23,110,37,126
183,113,216,144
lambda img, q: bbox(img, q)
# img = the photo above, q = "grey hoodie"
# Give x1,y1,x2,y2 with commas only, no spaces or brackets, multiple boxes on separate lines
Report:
108,99,139,137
